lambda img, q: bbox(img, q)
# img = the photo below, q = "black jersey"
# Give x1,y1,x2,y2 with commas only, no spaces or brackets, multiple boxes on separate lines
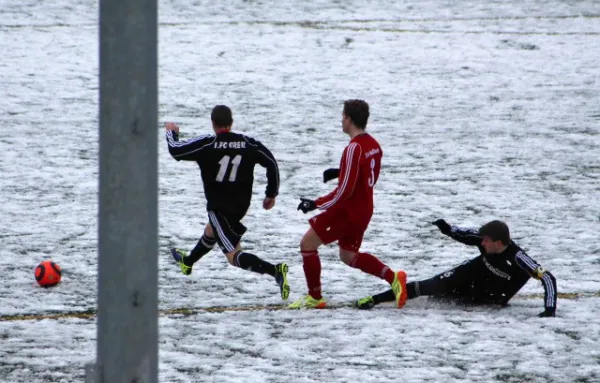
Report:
444,226,557,309
166,130,279,219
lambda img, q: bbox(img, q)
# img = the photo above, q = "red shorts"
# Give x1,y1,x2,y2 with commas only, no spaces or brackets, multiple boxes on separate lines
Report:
309,209,366,253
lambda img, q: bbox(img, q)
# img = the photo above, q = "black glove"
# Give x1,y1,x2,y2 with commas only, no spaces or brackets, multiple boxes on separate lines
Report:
432,219,452,235
297,198,317,214
323,168,340,183
538,307,556,317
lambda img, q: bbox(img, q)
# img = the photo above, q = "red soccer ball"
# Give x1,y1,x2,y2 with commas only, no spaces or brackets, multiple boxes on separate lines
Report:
35,260,62,287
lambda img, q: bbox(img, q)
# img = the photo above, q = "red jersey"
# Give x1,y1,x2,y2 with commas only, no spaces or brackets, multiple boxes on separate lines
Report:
315,133,382,229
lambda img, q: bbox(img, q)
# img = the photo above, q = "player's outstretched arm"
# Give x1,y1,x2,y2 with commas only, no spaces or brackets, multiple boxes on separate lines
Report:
432,219,483,246
515,251,557,317
164,122,212,161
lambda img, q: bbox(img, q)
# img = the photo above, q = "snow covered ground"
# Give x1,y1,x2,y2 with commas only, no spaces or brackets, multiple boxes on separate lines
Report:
1,0,599,382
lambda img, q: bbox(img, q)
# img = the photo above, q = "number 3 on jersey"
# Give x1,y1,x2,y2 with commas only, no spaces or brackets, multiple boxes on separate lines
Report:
368,158,376,187
216,155,242,182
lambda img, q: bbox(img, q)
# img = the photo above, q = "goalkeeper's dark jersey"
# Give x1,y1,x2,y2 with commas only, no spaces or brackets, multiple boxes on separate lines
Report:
444,226,557,309
166,130,279,219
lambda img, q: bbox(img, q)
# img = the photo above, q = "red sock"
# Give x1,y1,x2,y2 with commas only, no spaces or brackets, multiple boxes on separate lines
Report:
301,250,322,299
351,252,395,284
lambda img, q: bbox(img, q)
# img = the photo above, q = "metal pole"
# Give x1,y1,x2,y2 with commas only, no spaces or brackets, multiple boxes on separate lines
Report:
93,0,158,381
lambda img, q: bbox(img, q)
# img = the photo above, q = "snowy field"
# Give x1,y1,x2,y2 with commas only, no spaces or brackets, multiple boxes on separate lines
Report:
1,0,600,382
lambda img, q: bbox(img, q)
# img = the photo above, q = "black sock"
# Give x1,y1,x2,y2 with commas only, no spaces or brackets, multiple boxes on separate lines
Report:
372,289,396,305
407,281,420,299
183,234,216,266
233,251,276,277
406,278,450,299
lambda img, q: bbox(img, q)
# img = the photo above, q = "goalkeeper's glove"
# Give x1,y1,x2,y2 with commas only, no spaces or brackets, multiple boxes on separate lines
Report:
432,219,452,235
297,198,317,214
323,168,340,183
538,307,556,318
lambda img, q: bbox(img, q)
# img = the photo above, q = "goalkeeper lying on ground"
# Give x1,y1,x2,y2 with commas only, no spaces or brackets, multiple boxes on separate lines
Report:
355,219,558,317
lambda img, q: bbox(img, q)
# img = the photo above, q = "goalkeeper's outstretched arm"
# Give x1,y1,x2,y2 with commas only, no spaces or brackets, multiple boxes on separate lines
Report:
432,219,483,247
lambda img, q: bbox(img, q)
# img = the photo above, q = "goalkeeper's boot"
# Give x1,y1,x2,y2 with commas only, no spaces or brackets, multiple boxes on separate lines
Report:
354,296,375,310
170,248,192,276
275,263,290,300
288,294,326,309
392,271,408,308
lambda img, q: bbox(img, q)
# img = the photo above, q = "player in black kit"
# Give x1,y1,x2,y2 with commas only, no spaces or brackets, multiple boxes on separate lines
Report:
355,220,558,317
165,105,290,300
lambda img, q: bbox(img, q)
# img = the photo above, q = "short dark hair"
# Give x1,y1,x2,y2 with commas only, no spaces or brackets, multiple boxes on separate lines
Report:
479,220,510,245
211,105,233,127
343,99,369,129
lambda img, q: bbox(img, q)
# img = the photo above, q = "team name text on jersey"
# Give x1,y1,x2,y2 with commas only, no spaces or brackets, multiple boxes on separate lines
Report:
215,141,247,149
365,148,380,159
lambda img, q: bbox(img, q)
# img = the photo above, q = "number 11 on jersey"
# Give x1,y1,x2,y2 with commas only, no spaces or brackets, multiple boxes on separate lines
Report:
216,155,242,182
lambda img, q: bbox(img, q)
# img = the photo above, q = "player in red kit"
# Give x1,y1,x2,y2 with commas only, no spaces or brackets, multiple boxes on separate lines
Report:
289,99,407,309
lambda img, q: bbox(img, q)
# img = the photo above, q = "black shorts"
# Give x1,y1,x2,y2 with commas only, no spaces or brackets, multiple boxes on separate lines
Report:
207,210,247,254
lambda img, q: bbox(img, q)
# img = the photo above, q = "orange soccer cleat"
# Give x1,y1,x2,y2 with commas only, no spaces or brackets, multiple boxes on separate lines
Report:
392,271,408,308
